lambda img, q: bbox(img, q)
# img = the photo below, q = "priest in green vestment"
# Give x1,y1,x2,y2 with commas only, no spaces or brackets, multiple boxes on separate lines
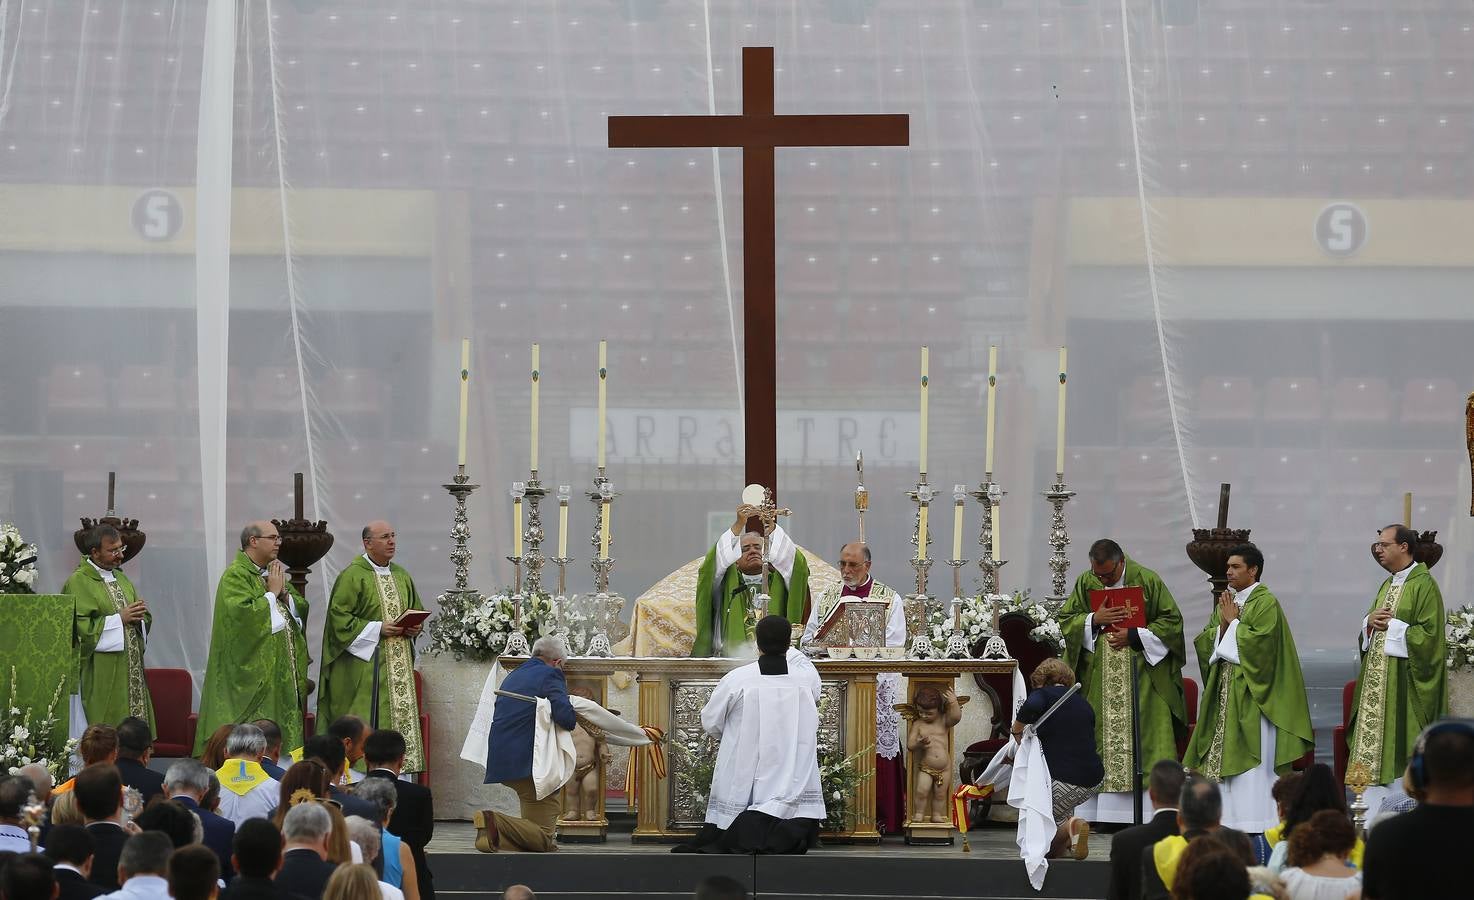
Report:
1346,524,1446,808
195,521,311,755
1057,538,1186,823
691,502,810,657
1183,544,1313,833
62,524,155,730
319,520,427,773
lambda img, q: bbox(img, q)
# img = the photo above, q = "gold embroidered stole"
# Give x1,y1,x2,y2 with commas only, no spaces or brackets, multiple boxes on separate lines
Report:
103,580,149,719
1200,660,1235,782
1346,582,1403,783
1098,637,1136,792
268,578,302,702
373,572,425,772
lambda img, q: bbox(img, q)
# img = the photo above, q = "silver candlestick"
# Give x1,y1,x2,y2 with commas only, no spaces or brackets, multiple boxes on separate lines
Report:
442,467,479,592
584,471,619,655
906,480,937,659
1042,474,1076,613
520,473,549,596
944,555,971,659
1043,474,1078,615
970,475,1007,596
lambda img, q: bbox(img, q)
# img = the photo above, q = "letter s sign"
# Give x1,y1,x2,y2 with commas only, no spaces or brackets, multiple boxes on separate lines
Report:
1313,202,1368,259
131,189,184,242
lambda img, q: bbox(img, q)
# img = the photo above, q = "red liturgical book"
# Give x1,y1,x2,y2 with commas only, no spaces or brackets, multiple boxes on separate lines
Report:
390,609,431,630
1088,587,1147,629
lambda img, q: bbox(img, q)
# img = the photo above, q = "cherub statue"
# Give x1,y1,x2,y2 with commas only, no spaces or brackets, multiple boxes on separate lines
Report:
898,686,965,823
562,685,613,822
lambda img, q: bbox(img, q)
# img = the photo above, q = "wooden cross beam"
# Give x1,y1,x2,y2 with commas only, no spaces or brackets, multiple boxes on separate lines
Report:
609,46,909,493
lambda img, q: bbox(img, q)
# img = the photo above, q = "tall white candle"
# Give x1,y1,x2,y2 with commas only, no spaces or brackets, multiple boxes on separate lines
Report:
990,503,1001,561
951,497,964,561
457,339,470,466
600,500,611,560
918,346,930,476
513,497,523,558
558,498,569,559
530,343,541,472
1055,347,1068,476
918,504,929,561
984,345,997,475
597,340,608,470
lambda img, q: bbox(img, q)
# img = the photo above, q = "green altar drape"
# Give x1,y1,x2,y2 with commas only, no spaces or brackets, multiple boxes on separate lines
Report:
0,594,76,736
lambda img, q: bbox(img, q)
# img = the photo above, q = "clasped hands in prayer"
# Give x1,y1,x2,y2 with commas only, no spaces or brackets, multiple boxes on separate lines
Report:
1367,607,1394,632
119,599,148,624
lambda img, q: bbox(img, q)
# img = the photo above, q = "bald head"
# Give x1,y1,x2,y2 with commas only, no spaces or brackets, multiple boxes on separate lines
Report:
15,765,53,803
240,520,281,564
362,520,396,566
502,886,537,900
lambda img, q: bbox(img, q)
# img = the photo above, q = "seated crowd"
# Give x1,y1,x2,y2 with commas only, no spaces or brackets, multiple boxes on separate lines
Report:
0,716,434,900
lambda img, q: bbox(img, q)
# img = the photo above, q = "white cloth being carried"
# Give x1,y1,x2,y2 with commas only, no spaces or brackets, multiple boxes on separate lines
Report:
702,649,826,829
972,666,1056,892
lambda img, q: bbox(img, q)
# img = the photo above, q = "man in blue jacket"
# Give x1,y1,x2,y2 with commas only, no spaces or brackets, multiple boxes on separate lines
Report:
474,635,576,852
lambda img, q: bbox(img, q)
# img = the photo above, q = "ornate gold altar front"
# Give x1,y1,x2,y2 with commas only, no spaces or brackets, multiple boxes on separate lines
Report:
500,656,1015,844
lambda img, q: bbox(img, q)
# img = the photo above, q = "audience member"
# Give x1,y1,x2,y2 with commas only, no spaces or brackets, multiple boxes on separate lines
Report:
1143,775,1254,900
1107,760,1186,900
44,824,106,900
75,765,128,891
301,739,376,821
219,819,291,900
1013,657,1103,859
167,846,221,900
15,766,54,807
103,831,173,900
1172,833,1253,900
50,792,85,828
351,780,417,900
200,726,236,772
1362,719,1474,900
323,719,370,787
501,887,536,900
274,803,339,900
163,761,234,883
2,852,58,900
1,776,38,853
56,728,120,797
362,730,433,900
214,726,280,826
132,801,197,849
342,817,401,900
321,865,378,900
113,719,164,805
1268,765,1361,872
1280,809,1360,900
252,722,286,780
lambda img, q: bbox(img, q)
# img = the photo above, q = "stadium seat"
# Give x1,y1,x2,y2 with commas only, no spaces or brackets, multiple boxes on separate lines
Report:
1333,679,1356,784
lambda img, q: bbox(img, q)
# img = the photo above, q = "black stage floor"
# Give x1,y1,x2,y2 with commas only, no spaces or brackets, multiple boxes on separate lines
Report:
427,822,1113,900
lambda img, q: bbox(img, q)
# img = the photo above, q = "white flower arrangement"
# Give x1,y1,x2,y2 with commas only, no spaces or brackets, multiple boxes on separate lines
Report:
0,523,39,594
914,589,1066,656
1446,605,1474,671
2,667,75,782
427,589,585,661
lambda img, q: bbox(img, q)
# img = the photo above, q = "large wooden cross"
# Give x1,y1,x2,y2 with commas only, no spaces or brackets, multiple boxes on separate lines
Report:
609,46,909,492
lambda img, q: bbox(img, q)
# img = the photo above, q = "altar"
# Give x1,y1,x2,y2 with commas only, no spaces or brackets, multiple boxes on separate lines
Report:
490,655,1015,843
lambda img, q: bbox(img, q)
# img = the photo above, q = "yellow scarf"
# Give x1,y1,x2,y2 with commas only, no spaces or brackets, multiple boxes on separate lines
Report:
216,759,272,797
1153,835,1189,889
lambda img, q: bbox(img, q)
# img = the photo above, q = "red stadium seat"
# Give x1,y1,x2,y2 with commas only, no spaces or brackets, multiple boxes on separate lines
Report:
1333,680,1356,784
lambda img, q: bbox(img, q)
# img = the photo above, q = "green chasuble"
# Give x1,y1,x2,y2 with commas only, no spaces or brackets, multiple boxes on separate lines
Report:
195,551,311,755
1183,585,1313,780
318,556,427,772
692,540,809,657
62,558,155,730
1346,563,1447,785
1058,557,1186,791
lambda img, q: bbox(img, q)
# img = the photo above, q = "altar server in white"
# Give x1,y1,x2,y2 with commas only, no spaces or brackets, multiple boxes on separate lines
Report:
677,615,825,853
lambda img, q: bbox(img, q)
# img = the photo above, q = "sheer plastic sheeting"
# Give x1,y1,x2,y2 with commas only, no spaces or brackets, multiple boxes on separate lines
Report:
0,2,1469,735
